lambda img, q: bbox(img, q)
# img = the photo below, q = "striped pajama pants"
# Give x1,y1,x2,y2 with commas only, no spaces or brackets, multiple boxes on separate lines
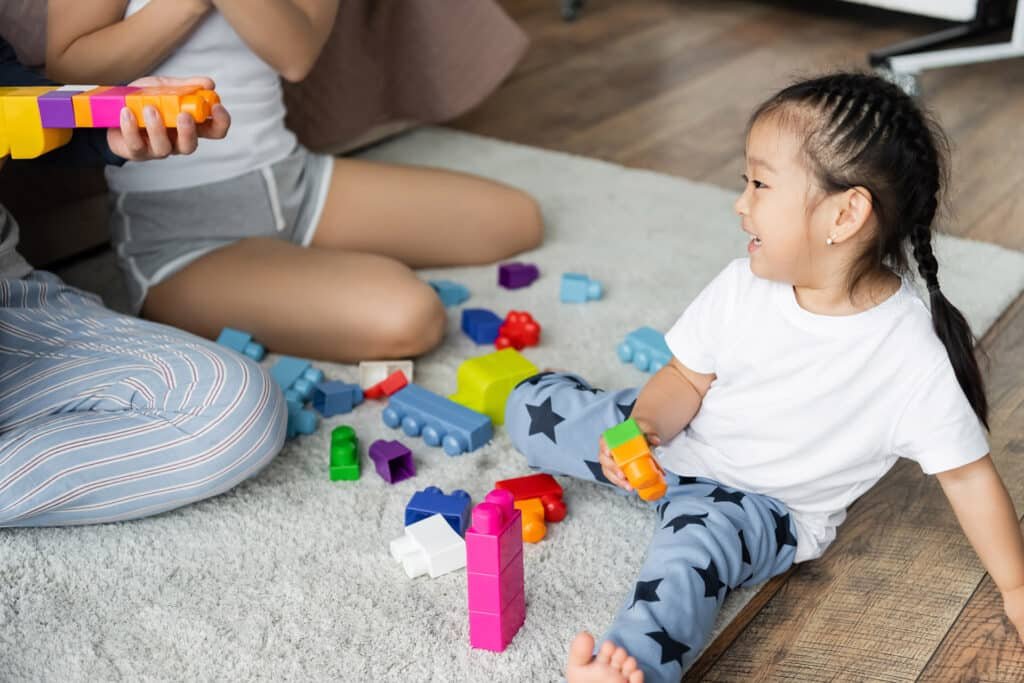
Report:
0,271,287,527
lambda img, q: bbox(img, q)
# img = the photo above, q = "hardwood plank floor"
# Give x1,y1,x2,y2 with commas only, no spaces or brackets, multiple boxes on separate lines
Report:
452,1,1024,679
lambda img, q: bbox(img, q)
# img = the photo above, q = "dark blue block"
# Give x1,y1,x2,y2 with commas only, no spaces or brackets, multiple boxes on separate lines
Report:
405,486,473,536
461,308,502,345
312,380,363,417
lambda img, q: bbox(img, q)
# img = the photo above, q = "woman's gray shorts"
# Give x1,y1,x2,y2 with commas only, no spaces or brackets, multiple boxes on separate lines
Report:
109,145,334,313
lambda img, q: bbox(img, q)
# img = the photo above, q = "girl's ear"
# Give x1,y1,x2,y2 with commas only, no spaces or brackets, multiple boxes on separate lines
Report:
833,186,874,243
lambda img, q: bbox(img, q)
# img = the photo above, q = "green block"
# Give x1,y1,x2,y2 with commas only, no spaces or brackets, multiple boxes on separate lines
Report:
603,418,643,450
330,425,360,481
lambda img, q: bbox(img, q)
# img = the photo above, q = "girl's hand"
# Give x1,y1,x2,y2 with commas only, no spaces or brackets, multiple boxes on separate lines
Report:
1002,584,1024,645
598,420,662,492
106,76,230,162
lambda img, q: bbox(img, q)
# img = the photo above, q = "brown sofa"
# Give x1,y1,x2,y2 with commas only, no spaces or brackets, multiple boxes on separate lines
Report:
0,0,527,268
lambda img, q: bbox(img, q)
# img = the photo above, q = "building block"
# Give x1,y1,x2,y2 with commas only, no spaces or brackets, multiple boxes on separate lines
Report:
270,356,324,402
498,262,539,289
603,419,667,501
215,327,266,361
495,473,567,543
285,395,319,439
390,514,467,579
312,380,363,417
364,370,408,400
330,425,360,481
449,348,538,426
461,308,503,345
358,360,414,389
383,384,494,456
369,439,416,484
405,486,472,536
495,311,541,351
466,489,525,652
560,272,603,303
617,326,671,374
0,84,219,159
429,280,470,308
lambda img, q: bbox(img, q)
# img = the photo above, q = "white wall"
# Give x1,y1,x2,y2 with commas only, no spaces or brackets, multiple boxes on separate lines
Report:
847,0,977,21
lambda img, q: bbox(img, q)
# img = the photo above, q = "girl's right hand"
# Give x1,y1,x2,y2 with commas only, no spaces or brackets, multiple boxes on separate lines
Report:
598,423,662,492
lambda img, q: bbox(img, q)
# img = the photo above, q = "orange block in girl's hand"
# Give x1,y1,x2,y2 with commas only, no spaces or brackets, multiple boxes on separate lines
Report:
603,419,667,501
124,86,220,128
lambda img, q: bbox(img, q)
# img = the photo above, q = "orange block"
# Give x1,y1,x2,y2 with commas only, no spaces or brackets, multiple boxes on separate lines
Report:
514,497,547,544
124,86,220,128
609,435,666,501
72,87,112,127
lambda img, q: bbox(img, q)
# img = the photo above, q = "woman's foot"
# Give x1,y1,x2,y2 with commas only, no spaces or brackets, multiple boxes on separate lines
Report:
566,631,644,683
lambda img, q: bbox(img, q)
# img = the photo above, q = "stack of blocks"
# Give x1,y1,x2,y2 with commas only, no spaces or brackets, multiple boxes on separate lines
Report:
602,418,667,501
270,356,325,438
382,384,493,456
466,489,526,652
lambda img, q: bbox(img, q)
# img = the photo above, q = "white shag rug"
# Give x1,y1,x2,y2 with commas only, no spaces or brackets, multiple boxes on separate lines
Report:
4,128,1024,682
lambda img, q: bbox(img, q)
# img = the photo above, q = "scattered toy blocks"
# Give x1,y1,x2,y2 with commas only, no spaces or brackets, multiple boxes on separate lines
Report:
383,384,494,456
617,326,672,374
270,356,325,402
364,370,408,400
369,439,416,484
405,486,472,536
449,348,538,426
603,418,667,501
495,311,541,351
466,489,526,652
359,360,414,389
215,327,266,361
390,514,467,579
312,380,363,417
429,280,470,307
495,473,567,543
461,308,503,345
560,272,603,303
330,425,360,481
498,262,539,289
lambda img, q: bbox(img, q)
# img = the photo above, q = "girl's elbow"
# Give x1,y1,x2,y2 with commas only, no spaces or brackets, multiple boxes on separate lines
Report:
279,55,318,83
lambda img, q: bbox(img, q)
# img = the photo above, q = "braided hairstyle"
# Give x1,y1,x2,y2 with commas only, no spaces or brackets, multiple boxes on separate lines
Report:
750,71,989,430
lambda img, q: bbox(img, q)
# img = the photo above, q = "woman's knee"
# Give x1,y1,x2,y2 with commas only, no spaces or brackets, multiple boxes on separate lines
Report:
366,280,447,358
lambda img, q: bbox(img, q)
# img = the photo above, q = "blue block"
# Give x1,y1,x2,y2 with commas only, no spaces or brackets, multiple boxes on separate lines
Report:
429,280,470,308
216,327,265,361
286,396,319,438
560,272,603,303
405,486,473,536
382,383,493,456
312,380,364,417
271,356,325,402
617,326,672,373
461,308,502,345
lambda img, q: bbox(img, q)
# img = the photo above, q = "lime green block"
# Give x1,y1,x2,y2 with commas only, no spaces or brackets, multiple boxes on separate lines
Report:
603,418,643,450
330,425,359,481
449,348,538,425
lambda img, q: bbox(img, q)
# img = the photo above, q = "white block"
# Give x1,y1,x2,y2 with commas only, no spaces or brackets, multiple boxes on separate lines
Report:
359,360,414,389
389,514,466,579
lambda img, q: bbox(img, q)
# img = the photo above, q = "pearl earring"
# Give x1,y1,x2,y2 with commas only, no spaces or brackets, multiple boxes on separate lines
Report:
826,235,835,246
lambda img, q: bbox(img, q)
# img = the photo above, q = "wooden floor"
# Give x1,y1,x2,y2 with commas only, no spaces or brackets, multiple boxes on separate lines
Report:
453,1,1024,680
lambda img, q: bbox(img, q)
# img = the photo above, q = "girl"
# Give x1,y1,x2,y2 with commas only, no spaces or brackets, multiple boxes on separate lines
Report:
503,72,1024,683
45,0,543,363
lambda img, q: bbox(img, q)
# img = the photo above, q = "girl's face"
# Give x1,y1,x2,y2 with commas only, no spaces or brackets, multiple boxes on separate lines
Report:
734,116,835,285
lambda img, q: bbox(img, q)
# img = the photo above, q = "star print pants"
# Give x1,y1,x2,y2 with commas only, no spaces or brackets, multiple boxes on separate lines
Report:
504,372,798,683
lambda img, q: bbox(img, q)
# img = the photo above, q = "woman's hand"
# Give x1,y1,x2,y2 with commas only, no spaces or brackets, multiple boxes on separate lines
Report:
1002,584,1024,645
106,76,230,162
598,419,662,492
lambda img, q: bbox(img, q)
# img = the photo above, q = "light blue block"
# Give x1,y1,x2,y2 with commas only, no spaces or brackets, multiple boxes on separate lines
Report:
429,280,470,308
216,327,266,361
560,272,603,303
271,356,325,401
382,383,493,456
617,326,671,373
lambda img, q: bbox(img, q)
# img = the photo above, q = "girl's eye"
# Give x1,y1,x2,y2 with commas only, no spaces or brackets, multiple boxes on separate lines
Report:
740,175,766,189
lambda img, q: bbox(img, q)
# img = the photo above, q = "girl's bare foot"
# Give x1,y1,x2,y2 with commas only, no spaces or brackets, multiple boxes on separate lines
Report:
566,631,644,683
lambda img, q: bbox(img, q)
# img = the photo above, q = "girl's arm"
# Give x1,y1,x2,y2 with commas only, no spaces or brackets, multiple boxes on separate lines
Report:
935,456,1024,643
46,0,212,84
211,0,339,82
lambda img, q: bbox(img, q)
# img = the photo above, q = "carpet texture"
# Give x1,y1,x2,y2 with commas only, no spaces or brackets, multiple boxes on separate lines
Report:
3,128,1023,682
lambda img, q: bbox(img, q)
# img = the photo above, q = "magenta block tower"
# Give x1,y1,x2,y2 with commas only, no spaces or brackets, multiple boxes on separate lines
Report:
465,488,525,652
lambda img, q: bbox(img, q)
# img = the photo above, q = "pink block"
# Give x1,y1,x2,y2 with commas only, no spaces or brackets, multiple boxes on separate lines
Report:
466,490,522,575
469,588,526,652
467,549,524,613
88,86,141,127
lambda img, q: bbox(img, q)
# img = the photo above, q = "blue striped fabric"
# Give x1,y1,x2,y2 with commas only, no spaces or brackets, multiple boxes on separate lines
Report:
0,271,287,526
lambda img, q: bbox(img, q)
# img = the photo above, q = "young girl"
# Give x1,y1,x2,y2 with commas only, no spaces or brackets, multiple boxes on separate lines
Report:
504,72,1024,683
45,0,543,363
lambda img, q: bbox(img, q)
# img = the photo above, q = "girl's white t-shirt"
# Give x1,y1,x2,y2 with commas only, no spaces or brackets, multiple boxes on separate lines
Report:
105,0,298,192
658,258,989,564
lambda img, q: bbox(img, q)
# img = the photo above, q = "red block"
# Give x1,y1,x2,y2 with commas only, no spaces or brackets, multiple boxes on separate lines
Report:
494,311,541,351
364,369,408,400
495,473,567,522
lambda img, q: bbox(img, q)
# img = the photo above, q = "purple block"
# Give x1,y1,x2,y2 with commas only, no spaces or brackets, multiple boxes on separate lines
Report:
498,262,540,289
89,86,141,128
369,439,415,484
38,89,85,128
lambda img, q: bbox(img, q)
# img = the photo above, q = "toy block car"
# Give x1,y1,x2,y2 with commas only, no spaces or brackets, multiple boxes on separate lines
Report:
329,425,359,481
405,486,472,536
312,380,363,417
603,418,666,501
617,326,671,373
495,311,541,351
449,348,538,425
461,308,503,345
560,272,603,303
466,489,525,652
429,280,470,307
390,514,466,579
495,473,567,543
215,327,266,361
382,384,493,456
368,439,416,484
270,356,324,402
498,262,539,289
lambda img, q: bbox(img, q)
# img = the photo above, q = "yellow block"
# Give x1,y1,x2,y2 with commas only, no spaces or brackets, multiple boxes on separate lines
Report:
449,348,538,425
0,87,71,159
